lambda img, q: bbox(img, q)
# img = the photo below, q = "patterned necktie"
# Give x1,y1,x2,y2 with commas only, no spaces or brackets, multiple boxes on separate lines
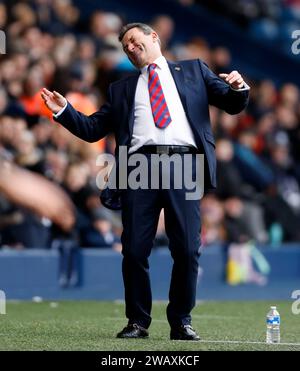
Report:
148,63,172,129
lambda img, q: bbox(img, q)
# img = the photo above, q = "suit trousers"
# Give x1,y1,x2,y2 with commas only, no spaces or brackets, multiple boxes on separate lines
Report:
120,152,202,329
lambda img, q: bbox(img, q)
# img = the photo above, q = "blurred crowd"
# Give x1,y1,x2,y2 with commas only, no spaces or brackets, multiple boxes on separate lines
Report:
0,0,300,251
189,0,300,56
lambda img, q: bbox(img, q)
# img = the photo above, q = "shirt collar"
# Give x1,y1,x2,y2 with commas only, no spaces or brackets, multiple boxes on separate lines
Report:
140,55,167,76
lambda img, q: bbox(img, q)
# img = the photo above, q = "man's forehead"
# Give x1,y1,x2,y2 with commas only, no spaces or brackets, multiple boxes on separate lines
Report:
122,28,145,42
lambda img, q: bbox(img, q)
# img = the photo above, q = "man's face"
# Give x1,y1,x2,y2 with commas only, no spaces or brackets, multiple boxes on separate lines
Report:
121,27,159,68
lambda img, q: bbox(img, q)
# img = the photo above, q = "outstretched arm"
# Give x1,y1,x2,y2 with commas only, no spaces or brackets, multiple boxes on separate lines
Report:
41,88,113,142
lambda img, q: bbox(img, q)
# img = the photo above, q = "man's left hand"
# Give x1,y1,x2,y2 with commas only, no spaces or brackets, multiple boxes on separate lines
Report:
219,70,245,90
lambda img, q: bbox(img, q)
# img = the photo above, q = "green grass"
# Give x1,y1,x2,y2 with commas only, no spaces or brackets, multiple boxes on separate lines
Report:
0,301,299,351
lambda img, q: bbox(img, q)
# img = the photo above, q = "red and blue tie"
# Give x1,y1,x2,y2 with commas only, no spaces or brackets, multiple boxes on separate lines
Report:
148,63,172,129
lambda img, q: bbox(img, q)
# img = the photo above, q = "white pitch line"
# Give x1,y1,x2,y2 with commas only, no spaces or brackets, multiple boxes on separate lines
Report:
107,316,236,322
198,340,300,346
107,317,168,323
193,314,238,320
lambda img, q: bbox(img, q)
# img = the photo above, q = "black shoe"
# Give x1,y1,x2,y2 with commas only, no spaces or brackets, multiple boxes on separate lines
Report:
116,323,149,339
170,325,200,341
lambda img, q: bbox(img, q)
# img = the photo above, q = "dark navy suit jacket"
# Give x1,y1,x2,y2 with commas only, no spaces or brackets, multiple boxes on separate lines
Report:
54,59,249,190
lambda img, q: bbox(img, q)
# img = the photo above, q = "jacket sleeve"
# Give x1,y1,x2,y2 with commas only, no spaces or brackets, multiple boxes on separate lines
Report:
198,60,249,115
53,85,114,142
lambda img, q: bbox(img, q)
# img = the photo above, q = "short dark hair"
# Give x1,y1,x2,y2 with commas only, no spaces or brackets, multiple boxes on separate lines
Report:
118,22,159,43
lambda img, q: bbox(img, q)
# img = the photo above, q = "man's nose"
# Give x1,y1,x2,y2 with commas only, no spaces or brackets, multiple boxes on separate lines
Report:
128,44,135,53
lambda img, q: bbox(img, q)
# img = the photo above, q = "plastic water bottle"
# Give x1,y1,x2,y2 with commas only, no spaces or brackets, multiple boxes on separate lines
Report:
269,223,283,249
266,306,280,343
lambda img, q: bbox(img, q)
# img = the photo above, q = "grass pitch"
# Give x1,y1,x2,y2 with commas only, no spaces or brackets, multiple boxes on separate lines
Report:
0,300,299,351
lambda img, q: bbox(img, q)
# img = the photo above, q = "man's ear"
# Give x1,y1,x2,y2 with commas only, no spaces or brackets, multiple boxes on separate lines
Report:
152,31,159,43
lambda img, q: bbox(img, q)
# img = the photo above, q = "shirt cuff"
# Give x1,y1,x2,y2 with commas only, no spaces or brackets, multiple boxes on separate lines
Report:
53,102,68,118
230,82,250,92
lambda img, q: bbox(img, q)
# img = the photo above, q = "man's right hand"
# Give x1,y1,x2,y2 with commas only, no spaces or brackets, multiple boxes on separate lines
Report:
41,88,67,114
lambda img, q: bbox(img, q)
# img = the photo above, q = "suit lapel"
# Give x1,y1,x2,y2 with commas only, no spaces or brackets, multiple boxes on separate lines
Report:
126,73,140,139
167,61,188,114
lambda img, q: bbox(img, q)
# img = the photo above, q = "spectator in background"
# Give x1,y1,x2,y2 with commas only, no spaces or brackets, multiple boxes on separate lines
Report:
90,11,123,52
0,207,52,249
63,162,91,215
201,195,225,245
14,130,45,174
31,117,54,152
224,197,268,244
234,129,275,191
249,80,277,119
20,65,53,119
214,110,239,138
151,15,175,51
211,46,232,75
45,149,69,184
0,2,7,30
81,207,121,251
0,87,8,115
266,134,300,219
216,138,254,199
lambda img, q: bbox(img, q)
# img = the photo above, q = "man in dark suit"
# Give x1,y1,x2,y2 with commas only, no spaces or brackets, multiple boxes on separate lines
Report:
42,22,249,340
